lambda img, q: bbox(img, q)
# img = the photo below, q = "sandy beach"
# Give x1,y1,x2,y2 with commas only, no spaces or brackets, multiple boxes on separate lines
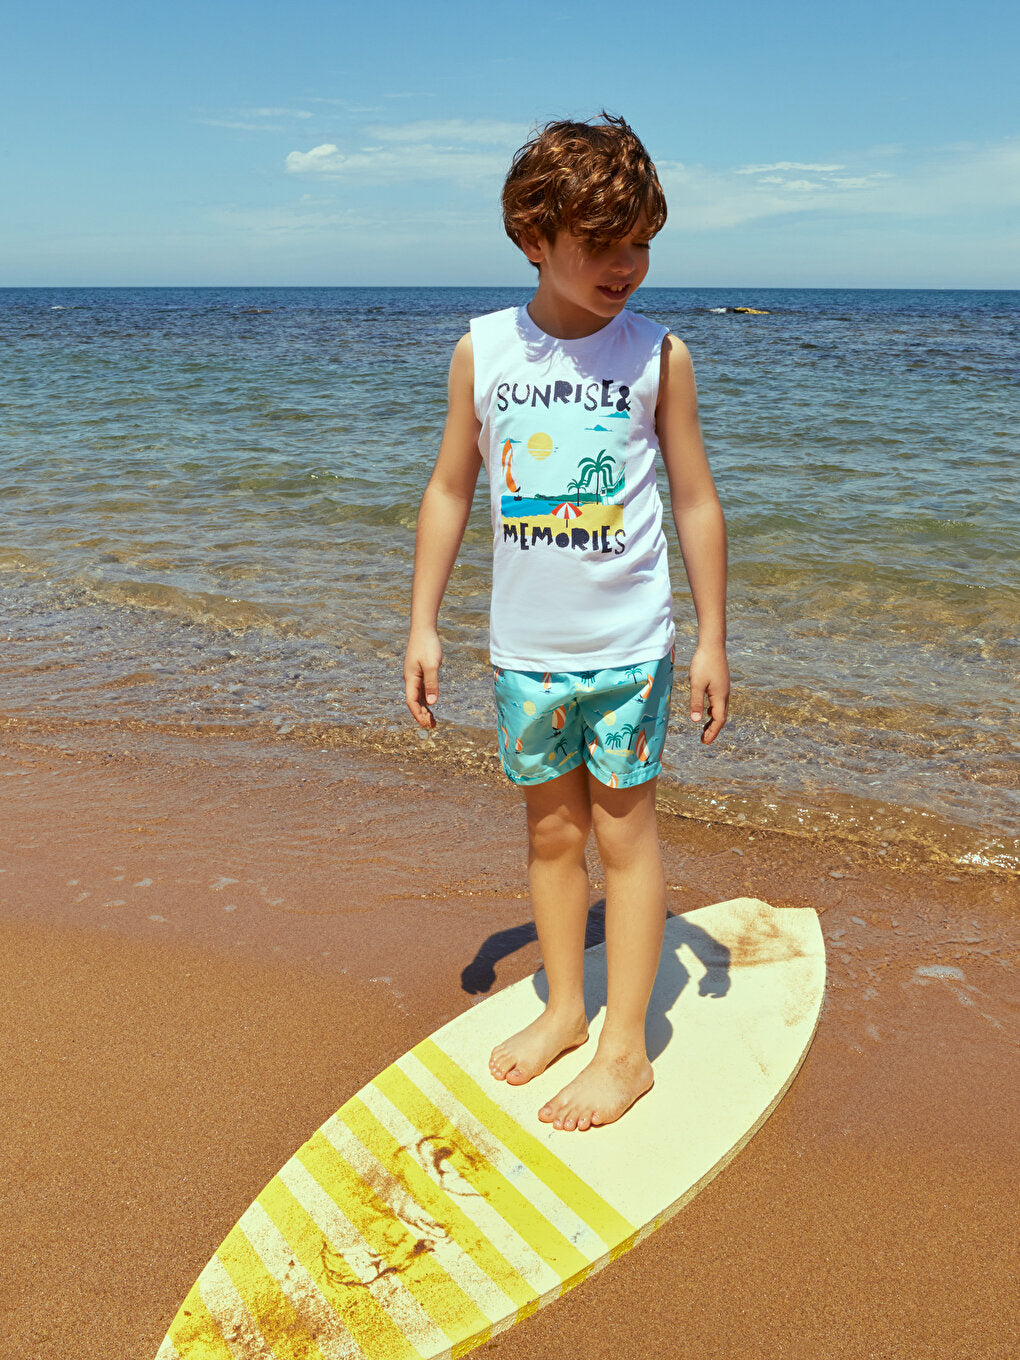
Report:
1,715,1016,1360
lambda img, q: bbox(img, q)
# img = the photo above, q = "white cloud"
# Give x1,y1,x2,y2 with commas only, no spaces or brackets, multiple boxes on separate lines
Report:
828,176,885,189
209,204,374,235
302,97,381,112
199,106,313,132
365,119,525,145
756,176,833,190
285,119,528,183
286,143,344,173
735,161,845,174
208,201,485,242
201,118,287,132
656,138,1020,230
242,107,312,119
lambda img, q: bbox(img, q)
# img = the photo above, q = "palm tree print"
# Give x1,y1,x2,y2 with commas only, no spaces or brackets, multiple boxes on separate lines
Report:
603,730,624,750
553,734,572,764
619,721,641,750
577,449,617,504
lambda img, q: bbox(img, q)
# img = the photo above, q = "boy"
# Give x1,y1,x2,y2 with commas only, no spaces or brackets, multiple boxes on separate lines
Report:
404,112,729,1132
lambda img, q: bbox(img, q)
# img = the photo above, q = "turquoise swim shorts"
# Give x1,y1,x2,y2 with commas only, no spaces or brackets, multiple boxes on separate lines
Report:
492,649,674,789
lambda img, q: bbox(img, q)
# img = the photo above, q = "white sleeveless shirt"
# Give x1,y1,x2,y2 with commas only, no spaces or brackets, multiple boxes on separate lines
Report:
470,304,675,670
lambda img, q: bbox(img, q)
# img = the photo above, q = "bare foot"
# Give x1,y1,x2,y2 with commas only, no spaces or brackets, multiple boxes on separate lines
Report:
538,1045,653,1130
489,1010,589,1086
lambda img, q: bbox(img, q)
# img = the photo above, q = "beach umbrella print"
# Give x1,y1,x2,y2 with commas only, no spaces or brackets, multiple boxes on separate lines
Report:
552,501,582,522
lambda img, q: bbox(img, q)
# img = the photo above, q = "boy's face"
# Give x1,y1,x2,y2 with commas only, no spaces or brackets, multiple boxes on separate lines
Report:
523,218,652,322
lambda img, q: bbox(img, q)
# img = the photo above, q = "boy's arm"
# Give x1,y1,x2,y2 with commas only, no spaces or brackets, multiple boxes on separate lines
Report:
404,333,483,729
656,333,730,745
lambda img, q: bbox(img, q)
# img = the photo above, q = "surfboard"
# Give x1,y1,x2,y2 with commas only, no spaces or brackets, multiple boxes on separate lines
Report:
155,897,825,1360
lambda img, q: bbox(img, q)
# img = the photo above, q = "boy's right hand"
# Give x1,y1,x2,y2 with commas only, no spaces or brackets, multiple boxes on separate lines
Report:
404,627,442,729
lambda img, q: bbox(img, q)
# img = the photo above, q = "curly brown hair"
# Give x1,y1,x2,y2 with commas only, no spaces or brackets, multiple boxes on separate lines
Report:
502,111,667,257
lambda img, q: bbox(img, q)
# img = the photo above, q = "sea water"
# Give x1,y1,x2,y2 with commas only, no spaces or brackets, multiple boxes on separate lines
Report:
0,286,1016,873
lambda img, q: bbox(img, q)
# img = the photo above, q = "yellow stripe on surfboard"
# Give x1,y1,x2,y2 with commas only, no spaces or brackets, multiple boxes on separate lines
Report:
294,1129,493,1346
373,1062,591,1282
253,1168,424,1359
166,1278,237,1360
413,1039,634,1248
215,1222,330,1360
337,1095,537,1309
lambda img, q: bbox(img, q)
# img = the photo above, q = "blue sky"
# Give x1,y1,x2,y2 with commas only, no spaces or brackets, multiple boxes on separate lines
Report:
4,0,1018,287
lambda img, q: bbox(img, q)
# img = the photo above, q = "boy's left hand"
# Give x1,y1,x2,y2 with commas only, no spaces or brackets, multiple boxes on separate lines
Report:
689,642,730,744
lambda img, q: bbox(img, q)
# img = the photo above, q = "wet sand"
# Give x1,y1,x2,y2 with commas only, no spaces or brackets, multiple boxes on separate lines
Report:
1,717,1017,1360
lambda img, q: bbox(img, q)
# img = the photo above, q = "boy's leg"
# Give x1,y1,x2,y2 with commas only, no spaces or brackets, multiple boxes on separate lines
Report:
489,764,593,1084
538,773,665,1130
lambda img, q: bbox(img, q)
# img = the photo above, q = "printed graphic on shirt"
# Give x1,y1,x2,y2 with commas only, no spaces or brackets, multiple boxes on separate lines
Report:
497,379,632,558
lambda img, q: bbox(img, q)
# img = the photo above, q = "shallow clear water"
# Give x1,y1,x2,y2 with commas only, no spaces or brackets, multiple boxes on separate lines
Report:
1,285,1017,872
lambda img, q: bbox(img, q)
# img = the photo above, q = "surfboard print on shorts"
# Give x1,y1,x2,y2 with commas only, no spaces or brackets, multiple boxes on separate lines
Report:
155,897,826,1359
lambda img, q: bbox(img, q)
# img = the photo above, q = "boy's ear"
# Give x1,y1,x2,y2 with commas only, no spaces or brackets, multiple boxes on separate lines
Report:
519,233,545,267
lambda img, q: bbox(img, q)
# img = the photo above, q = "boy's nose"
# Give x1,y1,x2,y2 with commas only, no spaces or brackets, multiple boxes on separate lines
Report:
608,243,638,273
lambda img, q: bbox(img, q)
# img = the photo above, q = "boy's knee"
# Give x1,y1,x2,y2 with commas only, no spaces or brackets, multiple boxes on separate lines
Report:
527,804,591,862
591,798,656,871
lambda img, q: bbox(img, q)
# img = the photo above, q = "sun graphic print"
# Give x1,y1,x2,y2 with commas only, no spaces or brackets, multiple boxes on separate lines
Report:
527,432,553,461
